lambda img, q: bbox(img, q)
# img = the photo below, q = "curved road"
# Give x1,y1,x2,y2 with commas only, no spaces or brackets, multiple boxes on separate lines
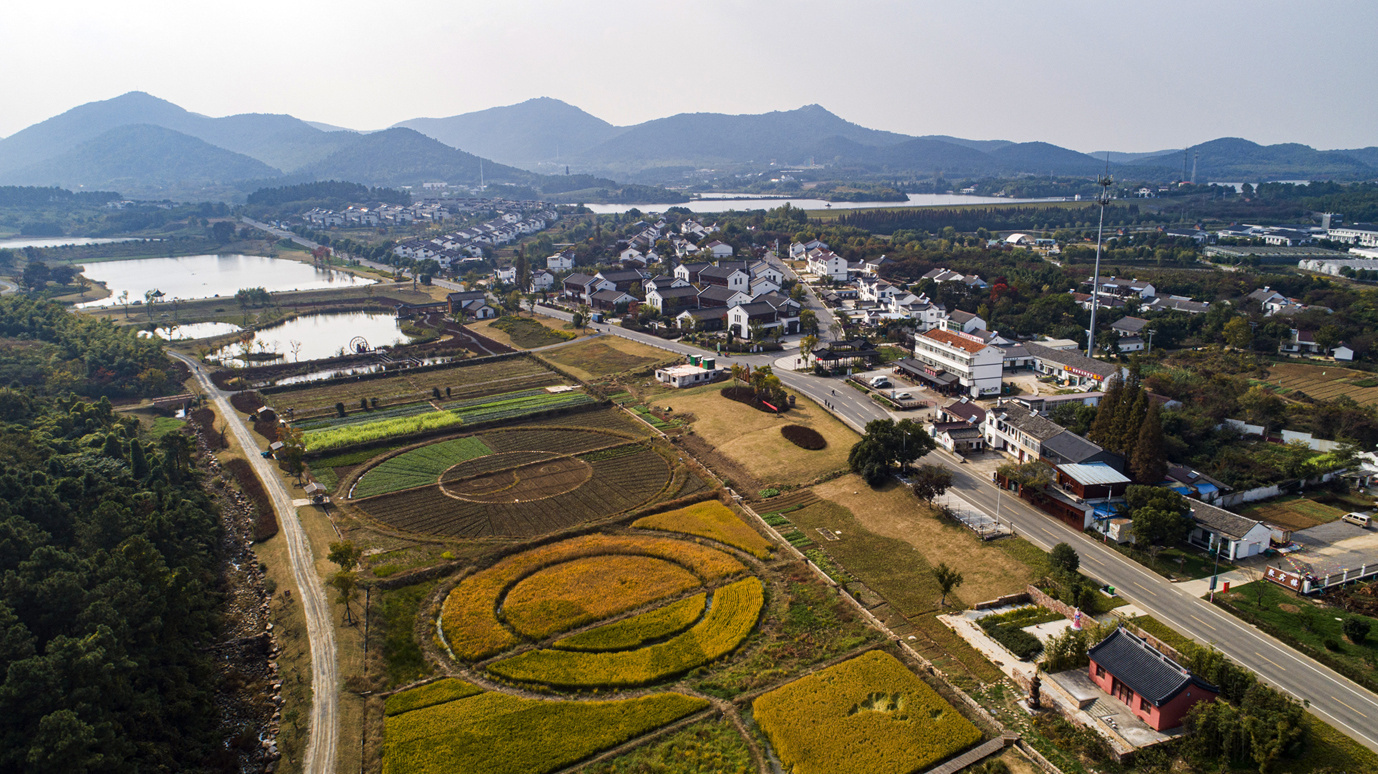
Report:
0,277,17,295
532,304,1378,753
172,352,339,774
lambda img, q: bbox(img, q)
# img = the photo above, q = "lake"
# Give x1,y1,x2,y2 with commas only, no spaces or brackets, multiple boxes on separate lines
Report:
0,236,149,250
581,192,1064,215
213,311,416,366
139,321,244,341
75,253,374,308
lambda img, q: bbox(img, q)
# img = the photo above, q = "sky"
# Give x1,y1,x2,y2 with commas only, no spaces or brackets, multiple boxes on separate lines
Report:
3,0,1375,151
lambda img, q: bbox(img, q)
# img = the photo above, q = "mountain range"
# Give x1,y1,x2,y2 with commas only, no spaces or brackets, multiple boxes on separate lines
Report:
0,92,1373,200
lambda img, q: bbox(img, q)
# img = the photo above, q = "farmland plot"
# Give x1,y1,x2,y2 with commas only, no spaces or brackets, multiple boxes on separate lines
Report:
267,356,557,416
352,436,493,498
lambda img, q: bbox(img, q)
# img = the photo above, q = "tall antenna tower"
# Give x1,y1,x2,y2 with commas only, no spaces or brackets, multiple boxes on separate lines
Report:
1191,151,1199,185
1086,156,1113,359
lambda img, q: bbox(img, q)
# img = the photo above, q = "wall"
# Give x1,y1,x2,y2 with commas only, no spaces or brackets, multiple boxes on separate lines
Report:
1222,419,1346,452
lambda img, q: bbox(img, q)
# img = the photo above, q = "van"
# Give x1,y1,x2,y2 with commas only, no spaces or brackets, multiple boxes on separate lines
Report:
1342,512,1371,528
869,376,891,388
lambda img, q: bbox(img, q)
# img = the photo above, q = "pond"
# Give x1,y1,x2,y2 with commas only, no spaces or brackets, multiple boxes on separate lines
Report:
75,253,374,308
138,321,244,341
213,311,417,366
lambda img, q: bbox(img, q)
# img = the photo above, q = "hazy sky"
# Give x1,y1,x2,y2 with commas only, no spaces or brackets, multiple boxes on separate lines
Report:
3,0,1375,151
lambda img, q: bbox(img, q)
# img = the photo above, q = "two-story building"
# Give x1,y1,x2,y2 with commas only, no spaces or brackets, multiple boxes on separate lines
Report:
910,329,1003,398
1024,342,1123,390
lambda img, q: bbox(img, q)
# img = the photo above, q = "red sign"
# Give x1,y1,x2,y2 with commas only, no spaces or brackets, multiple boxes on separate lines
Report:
1265,566,1301,590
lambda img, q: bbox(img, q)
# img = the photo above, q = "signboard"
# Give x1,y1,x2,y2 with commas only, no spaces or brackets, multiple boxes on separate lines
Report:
1265,566,1302,591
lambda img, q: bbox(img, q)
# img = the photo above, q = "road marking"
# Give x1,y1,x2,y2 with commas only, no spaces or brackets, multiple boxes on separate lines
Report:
1189,613,1216,632
1255,651,1285,671
1333,698,1369,718
1130,581,1157,597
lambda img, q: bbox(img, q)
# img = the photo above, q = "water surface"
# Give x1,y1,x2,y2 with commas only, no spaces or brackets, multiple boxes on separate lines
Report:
76,253,373,308
214,311,415,366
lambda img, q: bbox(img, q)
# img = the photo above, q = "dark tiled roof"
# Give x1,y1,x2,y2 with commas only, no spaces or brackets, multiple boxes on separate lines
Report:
698,285,743,302
652,285,700,299
1088,628,1216,706
1023,341,1119,378
590,289,632,303
941,399,986,424
995,402,1064,441
1189,499,1265,541
1041,431,1117,466
564,272,596,286
1112,316,1149,334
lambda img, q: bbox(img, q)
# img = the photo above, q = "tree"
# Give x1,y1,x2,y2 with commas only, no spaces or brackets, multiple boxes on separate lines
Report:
211,220,236,243
330,571,359,624
848,419,932,486
1130,401,1168,484
1111,382,1147,454
1087,373,1123,447
1224,316,1253,350
1314,324,1343,355
119,290,130,319
1238,385,1286,434
997,460,1052,491
1049,543,1080,575
910,464,954,503
571,311,584,329
1343,616,1370,644
1127,485,1190,558
932,562,964,607
1096,327,1120,355
22,261,50,290
800,334,818,363
799,309,819,335
328,540,363,573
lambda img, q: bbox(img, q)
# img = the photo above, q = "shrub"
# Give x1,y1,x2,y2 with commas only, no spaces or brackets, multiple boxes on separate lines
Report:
752,650,982,774
987,626,1043,661
439,535,746,660
632,501,774,559
1324,638,1343,652
486,577,763,688
383,689,709,774
554,593,706,652
225,457,278,541
720,386,786,413
781,425,827,450
1344,616,1371,644
230,390,265,414
760,488,780,498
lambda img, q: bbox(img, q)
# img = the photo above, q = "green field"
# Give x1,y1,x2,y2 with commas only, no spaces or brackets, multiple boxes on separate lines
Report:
353,436,493,497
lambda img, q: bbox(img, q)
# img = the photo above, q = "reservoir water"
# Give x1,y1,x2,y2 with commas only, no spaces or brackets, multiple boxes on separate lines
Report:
213,311,416,366
581,192,1063,215
0,236,149,249
76,253,374,308
139,321,245,341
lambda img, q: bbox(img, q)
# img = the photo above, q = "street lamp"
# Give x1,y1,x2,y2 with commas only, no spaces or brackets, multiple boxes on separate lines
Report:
1208,535,1226,602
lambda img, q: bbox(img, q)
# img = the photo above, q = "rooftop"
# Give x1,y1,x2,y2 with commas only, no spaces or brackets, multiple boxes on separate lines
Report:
1189,499,1267,541
921,328,992,355
1059,462,1131,487
1023,341,1120,378
994,402,1065,441
1088,628,1216,707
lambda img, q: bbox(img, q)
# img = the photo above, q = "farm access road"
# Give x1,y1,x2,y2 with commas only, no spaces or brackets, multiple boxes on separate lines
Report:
172,351,340,774
531,305,1378,754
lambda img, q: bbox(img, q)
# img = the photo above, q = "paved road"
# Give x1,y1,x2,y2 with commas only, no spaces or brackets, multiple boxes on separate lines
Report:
171,351,340,773
531,306,1378,753
0,278,16,295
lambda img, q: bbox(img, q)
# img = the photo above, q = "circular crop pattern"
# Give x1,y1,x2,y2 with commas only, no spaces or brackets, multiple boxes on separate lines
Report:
440,452,592,503
502,555,702,639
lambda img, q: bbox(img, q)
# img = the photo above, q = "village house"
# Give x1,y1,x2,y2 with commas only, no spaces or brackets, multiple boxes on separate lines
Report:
1088,628,1218,732
562,273,612,303
547,251,576,271
908,328,1003,398
1023,342,1123,390
1187,500,1274,560
447,291,496,320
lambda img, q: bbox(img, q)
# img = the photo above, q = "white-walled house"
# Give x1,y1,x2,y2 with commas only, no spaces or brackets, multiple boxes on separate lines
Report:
806,250,848,281
547,252,576,271
912,329,1003,398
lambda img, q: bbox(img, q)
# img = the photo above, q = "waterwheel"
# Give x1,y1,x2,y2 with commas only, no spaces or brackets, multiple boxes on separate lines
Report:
350,336,370,354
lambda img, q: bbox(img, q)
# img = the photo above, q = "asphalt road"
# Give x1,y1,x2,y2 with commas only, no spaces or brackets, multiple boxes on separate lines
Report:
172,351,340,774
533,306,1378,753
0,277,17,295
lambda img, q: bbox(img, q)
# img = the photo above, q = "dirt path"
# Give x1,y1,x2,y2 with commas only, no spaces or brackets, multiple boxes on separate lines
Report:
176,352,339,774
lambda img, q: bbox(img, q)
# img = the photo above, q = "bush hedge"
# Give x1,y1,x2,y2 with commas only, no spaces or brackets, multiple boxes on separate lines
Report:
987,626,1043,661
721,386,787,413
781,425,827,450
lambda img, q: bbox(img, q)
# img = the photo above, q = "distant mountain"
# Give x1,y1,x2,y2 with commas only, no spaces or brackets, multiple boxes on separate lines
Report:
4,124,281,191
1339,147,1378,168
1130,138,1377,181
297,128,532,188
1096,149,1181,164
396,97,623,170
805,135,995,174
0,91,354,174
917,135,1014,154
304,120,358,133
985,142,1108,175
575,104,913,169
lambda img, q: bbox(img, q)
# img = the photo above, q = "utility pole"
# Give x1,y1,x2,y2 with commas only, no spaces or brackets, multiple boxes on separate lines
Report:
1086,157,1113,359
1145,328,1155,353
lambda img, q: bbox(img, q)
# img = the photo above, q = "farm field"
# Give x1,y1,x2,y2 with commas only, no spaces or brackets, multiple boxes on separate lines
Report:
301,387,595,452
1262,362,1378,406
668,384,857,487
382,687,709,774
752,650,983,774
1237,493,1350,530
538,336,670,379
472,314,579,349
633,500,774,559
264,355,559,417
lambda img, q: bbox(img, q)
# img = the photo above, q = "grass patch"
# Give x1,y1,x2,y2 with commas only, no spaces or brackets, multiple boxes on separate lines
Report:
486,315,576,348
379,581,438,688
147,416,186,439
1096,538,1232,582
382,690,709,774
1216,582,1378,693
1238,494,1349,530
667,384,857,487
752,650,983,774
353,436,492,498
539,337,666,379
583,717,754,774
1128,615,1196,656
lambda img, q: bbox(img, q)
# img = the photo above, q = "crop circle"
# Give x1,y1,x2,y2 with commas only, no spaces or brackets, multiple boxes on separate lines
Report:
501,555,702,639
440,451,592,503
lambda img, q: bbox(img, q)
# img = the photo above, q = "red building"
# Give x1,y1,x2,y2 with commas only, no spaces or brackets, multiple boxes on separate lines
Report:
1087,628,1218,731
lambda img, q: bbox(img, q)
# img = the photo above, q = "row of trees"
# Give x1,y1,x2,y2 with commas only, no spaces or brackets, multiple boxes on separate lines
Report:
1088,372,1168,484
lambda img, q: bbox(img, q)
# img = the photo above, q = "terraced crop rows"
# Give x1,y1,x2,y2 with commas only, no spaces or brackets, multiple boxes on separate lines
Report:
481,427,632,455
269,357,557,415
353,436,493,498
360,447,672,538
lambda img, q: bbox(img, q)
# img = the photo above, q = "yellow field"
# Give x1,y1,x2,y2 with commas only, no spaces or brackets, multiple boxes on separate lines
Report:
633,500,774,559
538,336,670,380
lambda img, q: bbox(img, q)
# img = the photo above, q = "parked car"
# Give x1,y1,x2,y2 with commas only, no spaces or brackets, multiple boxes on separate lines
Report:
869,376,891,388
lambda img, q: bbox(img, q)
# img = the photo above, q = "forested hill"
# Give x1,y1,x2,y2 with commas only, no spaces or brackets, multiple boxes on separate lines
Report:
0,295,232,770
